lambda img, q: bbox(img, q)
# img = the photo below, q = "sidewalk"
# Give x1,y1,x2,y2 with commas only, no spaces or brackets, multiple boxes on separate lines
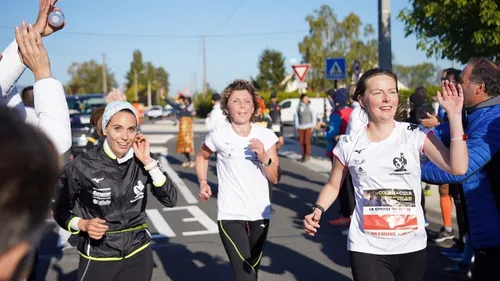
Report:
278,138,452,225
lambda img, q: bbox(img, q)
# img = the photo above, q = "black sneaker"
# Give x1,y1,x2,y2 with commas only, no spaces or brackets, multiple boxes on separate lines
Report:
435,227,455,242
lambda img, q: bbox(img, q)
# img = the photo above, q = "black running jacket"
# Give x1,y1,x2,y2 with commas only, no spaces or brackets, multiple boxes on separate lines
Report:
53,143,177,260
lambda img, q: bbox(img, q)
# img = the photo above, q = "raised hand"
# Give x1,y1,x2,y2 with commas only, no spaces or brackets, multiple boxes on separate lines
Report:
15,22,51,80
437,80,464,114
133,133,153,166
34,0,66,37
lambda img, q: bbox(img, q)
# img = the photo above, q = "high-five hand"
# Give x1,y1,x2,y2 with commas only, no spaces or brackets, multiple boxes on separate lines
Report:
437,80,464,114
34,0,65,37
15,22,51,80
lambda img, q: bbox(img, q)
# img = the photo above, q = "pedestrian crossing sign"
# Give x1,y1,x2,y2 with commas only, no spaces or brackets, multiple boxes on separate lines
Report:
325,58,346,80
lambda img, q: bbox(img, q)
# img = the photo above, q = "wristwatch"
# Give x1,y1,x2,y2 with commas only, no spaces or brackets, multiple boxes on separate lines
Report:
262,157,272,167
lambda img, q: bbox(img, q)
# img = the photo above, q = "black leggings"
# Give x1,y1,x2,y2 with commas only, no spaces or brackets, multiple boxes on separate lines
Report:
78,246,153,281
449,184,467,240
349,249,426,281
218,220,270,281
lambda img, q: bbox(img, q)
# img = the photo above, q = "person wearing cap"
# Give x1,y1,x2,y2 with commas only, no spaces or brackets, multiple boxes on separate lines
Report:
52,101,177,281
267,92,284,150
205,92,226,131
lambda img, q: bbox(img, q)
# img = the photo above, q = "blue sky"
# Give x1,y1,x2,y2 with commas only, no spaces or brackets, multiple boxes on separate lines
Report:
1,0,461,96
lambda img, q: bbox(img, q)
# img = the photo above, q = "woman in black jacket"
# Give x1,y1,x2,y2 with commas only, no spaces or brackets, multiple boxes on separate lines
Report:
53,101,177,281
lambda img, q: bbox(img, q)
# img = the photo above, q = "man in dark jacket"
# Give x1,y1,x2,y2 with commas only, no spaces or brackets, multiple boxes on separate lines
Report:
421,58,500,281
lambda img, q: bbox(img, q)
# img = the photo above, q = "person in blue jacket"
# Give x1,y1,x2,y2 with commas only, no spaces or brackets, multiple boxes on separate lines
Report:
421,58,500,281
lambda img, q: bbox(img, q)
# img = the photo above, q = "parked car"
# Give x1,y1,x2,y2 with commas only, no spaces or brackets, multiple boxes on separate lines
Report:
279,97,332,125
145,105,164,119
66,94,106,156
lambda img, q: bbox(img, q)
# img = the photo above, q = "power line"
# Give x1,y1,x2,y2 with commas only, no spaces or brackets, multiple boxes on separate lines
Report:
0,26,307,39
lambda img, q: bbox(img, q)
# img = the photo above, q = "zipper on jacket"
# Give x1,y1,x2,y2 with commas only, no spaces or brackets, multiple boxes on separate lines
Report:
117,163,127,257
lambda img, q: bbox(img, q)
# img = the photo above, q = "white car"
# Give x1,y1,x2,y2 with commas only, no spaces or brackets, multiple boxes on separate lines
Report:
145,105,164,119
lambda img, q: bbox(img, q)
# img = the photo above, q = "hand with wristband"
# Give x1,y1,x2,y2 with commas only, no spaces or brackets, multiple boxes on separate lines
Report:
304,204,324,236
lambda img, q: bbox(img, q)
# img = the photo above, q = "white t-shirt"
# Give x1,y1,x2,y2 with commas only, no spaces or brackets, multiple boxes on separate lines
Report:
333,121,430,255
205,122,278,221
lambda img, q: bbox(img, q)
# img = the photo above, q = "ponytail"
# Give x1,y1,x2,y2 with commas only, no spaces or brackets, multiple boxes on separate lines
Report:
90,107,105,137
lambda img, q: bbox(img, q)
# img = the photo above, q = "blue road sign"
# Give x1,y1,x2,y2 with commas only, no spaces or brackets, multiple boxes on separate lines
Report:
325,58,346,80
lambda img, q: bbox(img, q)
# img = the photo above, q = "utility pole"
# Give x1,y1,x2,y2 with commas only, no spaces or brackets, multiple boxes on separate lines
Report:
378,0,392,71
134,69,138,102
452,59,457,68
202,35,207,98
147,80,152,108
102,53,107,94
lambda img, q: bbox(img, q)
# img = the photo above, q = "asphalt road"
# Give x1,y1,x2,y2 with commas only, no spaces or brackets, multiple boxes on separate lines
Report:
35,121,463,281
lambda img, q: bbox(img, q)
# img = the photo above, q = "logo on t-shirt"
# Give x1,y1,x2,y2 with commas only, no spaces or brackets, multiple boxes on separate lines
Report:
407,124,419,131
354,148,366,154
357,166,367,176
407,123,425,133
390,153,411,176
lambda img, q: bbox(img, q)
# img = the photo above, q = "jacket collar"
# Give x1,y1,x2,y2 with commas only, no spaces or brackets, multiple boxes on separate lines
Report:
103,139,135,164
466,95,500,113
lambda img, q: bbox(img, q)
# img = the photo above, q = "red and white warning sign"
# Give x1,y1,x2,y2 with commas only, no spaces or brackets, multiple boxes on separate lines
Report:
292,64,311,82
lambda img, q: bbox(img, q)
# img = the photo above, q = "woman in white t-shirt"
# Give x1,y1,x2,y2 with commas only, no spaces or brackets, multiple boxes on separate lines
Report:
304,68,468,281
195,79,280,281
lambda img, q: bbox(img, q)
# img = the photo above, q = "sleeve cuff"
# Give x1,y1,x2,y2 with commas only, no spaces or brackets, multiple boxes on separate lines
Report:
68,217,81,234
149,166,167,187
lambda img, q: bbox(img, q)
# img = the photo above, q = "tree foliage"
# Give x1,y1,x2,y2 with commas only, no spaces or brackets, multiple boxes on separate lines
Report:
399,0,500,63
298,5,378,91
252,49,286,91
393,63,437,88
124,50,170,103
66,60,118,94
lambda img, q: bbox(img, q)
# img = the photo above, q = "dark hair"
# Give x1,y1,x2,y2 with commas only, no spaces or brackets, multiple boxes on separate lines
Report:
0,106,60,254
354,68,409,121
21,86,34,108
299,93,308,102
220,79,259,122
468,58,500,97
442,68,462,83
90,107,105,137
414,86,427,97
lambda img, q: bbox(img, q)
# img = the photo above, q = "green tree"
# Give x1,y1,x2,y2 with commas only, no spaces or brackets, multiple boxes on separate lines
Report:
193,86,218,118
298,5,378,91
252,49,286,91
399,0,500,63
393,63,437,88
66,60,118,94
124,50,170,104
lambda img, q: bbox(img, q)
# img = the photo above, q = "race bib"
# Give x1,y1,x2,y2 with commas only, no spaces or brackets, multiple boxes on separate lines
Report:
272,124,281,132
362,188,418,237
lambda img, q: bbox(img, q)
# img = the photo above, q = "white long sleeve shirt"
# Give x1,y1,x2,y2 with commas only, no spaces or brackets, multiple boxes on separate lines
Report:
0,40,72,154
345,101,368,135
205,102,227,131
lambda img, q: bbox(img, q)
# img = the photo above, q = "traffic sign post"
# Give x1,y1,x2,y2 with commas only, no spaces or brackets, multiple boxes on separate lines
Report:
292,64,311,94
352,60,361,83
